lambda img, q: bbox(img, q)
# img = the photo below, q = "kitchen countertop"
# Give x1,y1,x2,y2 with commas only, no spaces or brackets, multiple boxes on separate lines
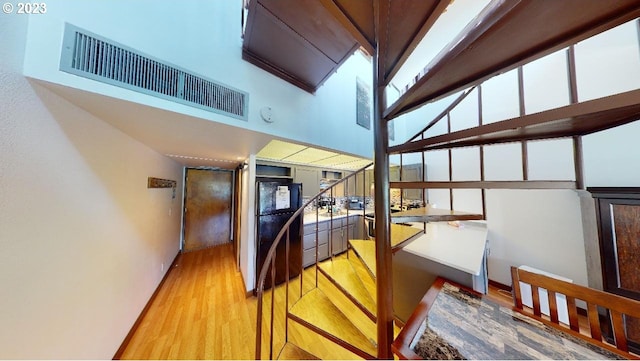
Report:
302,211,368,224
401,221,488,276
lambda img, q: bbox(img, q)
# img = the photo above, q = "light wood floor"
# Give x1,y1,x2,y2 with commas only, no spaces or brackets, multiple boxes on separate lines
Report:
118,243,517,360
118,243,339,360
118,244,258,359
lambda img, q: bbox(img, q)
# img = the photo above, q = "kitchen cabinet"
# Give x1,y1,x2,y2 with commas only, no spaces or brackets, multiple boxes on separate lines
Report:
295,167,320,197
302,215,364,267
354,169,374,197
256,163,293,178
330,216,364,255
302,221,329,267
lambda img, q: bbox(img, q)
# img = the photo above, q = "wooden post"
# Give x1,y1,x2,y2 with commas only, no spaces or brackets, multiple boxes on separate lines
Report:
373,1,393,357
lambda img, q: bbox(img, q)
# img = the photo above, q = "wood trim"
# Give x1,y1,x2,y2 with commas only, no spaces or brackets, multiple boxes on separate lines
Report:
113,251,181,360
587,187,640,199
392,277,447,359
567,46,579,103
567,46,585,190
405,87,476,141
384,1,640,119
318,0,375,56
488,279,511,292
241,49,316,93
573,136,585,190
518,66,529,181
390,180,577,190
389,87,640,154
447,113,453,210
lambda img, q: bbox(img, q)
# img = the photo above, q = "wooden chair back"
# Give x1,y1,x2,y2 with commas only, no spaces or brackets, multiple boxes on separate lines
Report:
511,266,640,354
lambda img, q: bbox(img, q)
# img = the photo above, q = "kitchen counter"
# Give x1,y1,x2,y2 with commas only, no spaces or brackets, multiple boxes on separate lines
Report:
302,210,368,224
402,221,488,276
392,221,489,322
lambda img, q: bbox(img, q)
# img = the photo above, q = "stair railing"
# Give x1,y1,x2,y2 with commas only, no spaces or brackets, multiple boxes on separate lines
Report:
255,162,373,360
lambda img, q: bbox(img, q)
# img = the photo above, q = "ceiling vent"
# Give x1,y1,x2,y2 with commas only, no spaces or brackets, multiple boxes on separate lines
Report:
60,23,248,120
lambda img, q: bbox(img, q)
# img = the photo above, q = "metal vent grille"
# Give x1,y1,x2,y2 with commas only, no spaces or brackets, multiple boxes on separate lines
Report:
60,24,248,120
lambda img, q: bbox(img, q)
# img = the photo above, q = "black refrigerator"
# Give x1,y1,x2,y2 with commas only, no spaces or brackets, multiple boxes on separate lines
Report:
255,181,303,291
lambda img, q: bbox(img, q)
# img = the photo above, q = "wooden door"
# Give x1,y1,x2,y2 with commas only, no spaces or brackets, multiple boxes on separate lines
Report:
183,168,233,252
591,188,640,353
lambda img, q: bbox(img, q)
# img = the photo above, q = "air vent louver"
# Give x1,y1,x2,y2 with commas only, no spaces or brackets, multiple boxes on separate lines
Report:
60,24,248,120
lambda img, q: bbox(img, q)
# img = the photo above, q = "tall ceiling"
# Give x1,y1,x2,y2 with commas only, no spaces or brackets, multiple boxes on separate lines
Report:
38,0,640,170
243,0,640,119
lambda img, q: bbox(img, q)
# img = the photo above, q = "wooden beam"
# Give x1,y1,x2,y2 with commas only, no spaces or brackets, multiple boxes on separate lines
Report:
384,0,640,120
389,180,578,190
405,86,476,142
318,0,375,56
389,88,640,154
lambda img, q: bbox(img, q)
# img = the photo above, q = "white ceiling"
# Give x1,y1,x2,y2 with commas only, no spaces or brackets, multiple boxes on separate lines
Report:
35,79,371,170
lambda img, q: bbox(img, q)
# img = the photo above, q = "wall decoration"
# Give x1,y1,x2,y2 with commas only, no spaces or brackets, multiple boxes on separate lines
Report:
148,177,177,198
356,77,371,129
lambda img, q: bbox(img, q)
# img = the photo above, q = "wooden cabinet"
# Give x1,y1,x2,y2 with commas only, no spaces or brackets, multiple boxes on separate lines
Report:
355,169,374,197
295,167,320,197
590,187,640,354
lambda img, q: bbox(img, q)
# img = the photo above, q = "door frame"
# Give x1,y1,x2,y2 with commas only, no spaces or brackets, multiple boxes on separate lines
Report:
181,167,237,252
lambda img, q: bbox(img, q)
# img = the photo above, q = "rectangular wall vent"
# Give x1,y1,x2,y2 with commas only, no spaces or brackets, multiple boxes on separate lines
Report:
60,24,248,120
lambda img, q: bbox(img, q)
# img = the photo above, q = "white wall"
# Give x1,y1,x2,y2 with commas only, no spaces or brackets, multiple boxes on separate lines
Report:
18,0,377,302
240,155,257,292
22,0,374,159
1,12,184,359
391,20,640,286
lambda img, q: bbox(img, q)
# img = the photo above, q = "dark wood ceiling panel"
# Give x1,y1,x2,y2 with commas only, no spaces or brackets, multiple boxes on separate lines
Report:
242,0,359,93
388,89,640,153
333,0,375,46
384,0,640,120
260,0,358,64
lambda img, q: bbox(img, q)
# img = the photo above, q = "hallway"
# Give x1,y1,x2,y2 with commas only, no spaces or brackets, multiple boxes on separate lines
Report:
118,244,257,359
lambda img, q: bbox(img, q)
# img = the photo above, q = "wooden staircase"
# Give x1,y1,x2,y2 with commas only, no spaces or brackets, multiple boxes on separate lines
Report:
278,222,440,360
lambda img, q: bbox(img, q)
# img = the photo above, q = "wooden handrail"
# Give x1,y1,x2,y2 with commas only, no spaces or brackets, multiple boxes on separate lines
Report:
255,162,373,359
511,266,640,355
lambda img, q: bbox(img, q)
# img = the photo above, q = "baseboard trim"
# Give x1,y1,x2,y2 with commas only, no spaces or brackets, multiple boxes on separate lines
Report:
112,251,181,360
489,279,512,292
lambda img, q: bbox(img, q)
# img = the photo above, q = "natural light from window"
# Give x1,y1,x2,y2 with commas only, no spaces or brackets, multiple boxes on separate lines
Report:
386,0,491,104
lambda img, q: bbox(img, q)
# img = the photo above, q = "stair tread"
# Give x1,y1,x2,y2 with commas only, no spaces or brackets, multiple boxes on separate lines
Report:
391,207,483,223
289,288,377,357
349,240,377,279
318,258,376,319
390,223,423,250
278,342,320,360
